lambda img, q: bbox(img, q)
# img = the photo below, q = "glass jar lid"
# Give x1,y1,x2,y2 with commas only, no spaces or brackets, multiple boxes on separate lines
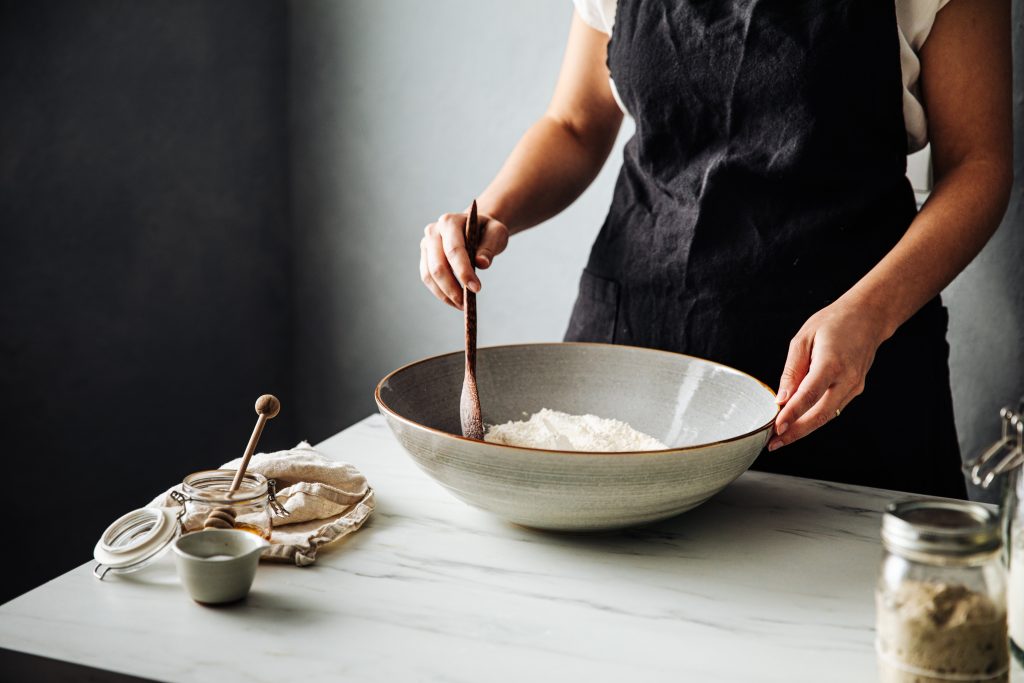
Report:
93,506,181,579
882,499,1000,560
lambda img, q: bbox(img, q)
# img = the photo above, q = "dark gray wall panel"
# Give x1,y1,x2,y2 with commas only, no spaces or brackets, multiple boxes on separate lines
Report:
0,0,294,604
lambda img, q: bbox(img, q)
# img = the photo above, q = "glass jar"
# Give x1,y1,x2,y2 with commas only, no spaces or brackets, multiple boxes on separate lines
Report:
179,470,283,540
876,499,1008,683
1005,466,1024,664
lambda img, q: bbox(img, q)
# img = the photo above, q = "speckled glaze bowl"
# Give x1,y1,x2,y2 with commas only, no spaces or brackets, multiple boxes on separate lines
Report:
375,343,778,531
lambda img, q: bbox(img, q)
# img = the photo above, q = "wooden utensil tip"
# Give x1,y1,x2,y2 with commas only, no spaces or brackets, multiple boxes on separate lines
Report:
255,394,281,419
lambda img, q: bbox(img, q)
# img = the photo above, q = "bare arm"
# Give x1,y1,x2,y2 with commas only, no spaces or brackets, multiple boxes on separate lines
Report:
770,0,1013,449
478,12,624,234
847,0,1013,339
420,11,623,309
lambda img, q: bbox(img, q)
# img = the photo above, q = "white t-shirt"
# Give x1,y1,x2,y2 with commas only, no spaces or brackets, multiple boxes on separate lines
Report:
573,0,952,152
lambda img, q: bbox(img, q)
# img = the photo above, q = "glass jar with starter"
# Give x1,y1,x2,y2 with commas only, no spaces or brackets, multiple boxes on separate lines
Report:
876,499,1008,683
178,469,287,540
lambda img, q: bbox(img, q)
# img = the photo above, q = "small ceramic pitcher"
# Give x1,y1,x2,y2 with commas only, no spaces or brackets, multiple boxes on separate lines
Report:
172,529,268,604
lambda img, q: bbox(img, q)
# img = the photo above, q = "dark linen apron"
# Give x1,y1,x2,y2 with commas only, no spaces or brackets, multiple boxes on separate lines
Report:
565,0,965,497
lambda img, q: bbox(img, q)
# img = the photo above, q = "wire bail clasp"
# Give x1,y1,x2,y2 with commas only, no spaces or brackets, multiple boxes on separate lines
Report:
966,400,1024,489
266,479,290,518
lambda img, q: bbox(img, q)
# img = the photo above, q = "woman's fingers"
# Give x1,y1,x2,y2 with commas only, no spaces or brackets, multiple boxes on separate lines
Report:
476,218,509,269
419,237,461,309
422,229,465,308
774,355,833,439
768,383,848,452
770,380,864,451
436,213,480,292
769,351,866,451
777,334,811,407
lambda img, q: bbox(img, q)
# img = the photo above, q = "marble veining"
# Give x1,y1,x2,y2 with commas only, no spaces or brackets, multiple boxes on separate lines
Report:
1,414,1021,682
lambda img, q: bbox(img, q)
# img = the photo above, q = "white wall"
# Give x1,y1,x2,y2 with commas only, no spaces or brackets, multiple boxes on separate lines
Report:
289,0,1024,500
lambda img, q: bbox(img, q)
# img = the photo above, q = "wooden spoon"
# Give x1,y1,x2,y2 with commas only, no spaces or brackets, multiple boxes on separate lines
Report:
204,394,281,530
460,201,484,440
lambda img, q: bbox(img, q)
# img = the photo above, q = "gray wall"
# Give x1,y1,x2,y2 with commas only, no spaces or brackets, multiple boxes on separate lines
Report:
0,1,295,604
289,0,1024,499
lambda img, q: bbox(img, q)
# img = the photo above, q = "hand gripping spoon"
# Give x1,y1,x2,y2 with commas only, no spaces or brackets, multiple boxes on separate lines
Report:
460,201,484,440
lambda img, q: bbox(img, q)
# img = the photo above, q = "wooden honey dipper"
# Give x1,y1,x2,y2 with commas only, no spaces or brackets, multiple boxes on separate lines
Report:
204,394,281,530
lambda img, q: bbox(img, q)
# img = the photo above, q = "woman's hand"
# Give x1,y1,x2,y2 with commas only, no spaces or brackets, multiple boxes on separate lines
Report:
420,210,509,310
769,298,892,451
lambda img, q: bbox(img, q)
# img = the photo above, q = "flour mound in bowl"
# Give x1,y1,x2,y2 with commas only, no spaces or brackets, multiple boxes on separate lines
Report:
483,408,667,452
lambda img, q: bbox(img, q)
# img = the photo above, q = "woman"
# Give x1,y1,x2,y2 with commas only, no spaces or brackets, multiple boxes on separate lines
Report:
418,0,1012,497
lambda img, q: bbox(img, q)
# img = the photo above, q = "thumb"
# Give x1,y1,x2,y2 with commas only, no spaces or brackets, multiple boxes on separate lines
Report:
475,217,510,269
777,335,811,406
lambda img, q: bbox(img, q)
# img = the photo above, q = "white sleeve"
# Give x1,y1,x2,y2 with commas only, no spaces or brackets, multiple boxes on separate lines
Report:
896,0,954,51
572,0,616,35
895,0,954,151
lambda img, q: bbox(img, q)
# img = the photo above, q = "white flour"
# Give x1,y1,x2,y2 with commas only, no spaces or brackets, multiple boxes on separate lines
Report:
484,408,667,452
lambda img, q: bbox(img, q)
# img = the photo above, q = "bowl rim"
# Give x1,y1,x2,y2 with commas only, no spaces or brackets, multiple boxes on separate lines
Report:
374,341,780,456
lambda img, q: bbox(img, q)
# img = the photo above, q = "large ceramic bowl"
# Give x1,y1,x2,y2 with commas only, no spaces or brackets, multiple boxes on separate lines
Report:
375,343,778,531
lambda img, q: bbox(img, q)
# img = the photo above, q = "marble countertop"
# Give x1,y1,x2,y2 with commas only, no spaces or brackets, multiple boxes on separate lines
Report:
1,414,1020,682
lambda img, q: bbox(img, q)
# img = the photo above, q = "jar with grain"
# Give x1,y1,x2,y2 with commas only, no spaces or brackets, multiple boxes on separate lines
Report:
876,499,1008,683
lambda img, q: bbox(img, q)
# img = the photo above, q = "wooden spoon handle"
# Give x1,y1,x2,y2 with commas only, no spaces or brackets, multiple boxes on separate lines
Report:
460,201,484,439
464,200,480,378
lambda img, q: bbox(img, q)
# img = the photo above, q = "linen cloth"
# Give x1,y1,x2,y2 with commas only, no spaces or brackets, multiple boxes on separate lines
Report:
150,442,374,566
